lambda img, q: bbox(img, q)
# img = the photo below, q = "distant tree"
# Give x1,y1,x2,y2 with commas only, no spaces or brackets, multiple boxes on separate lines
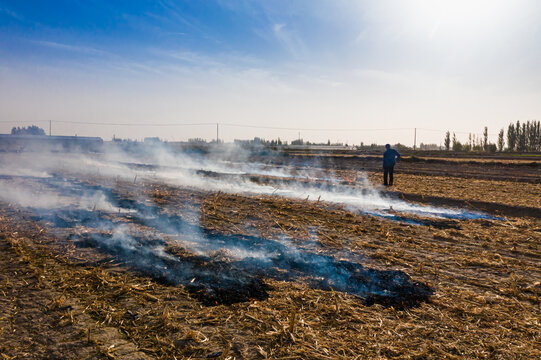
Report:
393,143,410,152
537,120,541,151
506,123,516,151
497,129,505,152
483,127,488,151
444,131,450,151
517,122,527,152
535,120,541,151
538,120,541,151
515,121,522,151
532,121,537,151
472,136,483,151
526,120,539,152
519,122,527,151
11,125,46,136
452,133,462,151
517,121,521,148
532,121,536,151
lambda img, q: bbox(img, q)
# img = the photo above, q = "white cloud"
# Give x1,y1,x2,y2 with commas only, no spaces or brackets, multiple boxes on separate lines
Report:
33,40,109,56
0,7,23,21
272,23,307,59
273,23,285,32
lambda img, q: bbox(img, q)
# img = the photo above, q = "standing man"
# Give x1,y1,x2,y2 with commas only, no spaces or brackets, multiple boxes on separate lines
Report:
383,144,400,186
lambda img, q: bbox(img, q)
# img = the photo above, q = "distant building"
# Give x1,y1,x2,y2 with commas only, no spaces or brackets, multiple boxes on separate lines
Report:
285,144,355,151
144,137,162,144
0,134,103,152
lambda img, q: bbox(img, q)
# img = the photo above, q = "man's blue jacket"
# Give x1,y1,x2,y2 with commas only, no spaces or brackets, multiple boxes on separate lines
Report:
383,148,400,168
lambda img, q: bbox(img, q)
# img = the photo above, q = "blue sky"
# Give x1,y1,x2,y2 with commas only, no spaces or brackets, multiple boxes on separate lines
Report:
0,1,362,72
1,0,540,144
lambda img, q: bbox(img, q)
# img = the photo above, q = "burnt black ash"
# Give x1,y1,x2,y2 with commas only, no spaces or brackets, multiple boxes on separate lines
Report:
75,232,269,305
30,176,434,308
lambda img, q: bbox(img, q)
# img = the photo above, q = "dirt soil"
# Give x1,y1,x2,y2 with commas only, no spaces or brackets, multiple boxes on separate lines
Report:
0,156,540,359
252,154,541,183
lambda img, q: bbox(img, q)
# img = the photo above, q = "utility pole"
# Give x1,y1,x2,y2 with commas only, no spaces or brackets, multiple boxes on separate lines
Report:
49,120,52,136
413,128,416,150
216,123,219,143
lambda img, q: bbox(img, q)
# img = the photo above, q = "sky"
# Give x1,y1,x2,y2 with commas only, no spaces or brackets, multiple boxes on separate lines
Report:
0,0,540,145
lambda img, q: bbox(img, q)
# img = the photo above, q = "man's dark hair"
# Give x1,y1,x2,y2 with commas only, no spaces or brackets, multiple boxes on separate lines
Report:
385,144,390,149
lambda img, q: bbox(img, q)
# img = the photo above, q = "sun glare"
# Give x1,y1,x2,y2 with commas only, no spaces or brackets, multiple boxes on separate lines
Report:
404,0,515,38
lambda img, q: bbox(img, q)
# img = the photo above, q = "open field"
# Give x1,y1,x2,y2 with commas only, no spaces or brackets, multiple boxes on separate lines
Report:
251,153,541,184
0,151,540,359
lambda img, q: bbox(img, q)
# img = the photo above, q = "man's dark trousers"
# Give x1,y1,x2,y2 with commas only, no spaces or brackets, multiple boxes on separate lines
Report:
383,165,394,186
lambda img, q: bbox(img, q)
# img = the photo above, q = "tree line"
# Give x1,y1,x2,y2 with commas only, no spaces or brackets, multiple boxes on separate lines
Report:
11,125,46,136
444,120,541,152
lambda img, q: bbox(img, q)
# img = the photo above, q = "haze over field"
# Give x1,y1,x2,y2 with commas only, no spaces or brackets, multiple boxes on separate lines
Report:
1,0,540,144
0,145,498,223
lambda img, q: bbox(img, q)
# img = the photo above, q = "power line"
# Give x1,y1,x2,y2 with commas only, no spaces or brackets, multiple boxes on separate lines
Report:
0,120,51,123
0,120,418,131
219,123,413,132
0,119,502,135
54,120,218,127
0,120,216,127
0,119,413,131
417,128,499,136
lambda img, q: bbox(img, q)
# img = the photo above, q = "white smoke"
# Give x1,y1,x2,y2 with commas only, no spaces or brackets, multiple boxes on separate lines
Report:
0,143,496,223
